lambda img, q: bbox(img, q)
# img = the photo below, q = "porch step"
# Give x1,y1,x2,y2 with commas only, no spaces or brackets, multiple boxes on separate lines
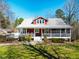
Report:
34,37,42,42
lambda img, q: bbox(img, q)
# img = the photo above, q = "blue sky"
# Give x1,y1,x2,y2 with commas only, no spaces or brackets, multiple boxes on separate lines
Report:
8,0,66,18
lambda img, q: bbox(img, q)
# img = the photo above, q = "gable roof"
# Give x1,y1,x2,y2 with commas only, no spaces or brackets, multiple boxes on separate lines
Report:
31,17,48,24
17,17,72,29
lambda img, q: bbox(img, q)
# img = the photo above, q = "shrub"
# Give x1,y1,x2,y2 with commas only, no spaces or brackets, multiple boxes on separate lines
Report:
0,35,7,42
43,35,47,40
50,38,64,43
25,35,32,42
43,35,52,44
19,36,25,41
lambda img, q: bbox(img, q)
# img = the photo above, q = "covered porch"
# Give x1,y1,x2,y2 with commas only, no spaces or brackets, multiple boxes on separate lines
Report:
18,28,71,39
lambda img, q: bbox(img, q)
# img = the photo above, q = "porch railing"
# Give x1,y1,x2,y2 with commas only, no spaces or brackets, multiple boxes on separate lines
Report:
42,33,70,37
27,33,34,37
21,33,70,37
20,33,34,37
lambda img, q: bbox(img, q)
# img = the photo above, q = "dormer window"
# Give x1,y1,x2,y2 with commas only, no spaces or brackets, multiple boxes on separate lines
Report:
40,20,41,23
37,20,39,23
32,17,48,24
42,19,44,23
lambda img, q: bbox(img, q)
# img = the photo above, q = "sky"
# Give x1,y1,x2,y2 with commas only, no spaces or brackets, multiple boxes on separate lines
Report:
8,0,66,18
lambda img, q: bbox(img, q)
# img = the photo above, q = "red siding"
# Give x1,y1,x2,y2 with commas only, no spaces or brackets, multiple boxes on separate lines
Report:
27,29,34,33
34,20,36,24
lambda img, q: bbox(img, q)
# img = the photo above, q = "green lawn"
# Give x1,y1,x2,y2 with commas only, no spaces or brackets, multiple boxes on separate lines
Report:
0,42,79,59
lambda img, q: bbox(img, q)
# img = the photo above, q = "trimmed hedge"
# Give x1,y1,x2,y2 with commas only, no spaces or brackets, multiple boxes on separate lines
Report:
0,35,6,42
50,38,64,43
19,35,33,42
0,35,16,42
19,36,25,41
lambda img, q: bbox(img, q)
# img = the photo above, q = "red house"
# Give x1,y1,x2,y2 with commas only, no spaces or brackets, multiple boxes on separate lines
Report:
17,17,72,41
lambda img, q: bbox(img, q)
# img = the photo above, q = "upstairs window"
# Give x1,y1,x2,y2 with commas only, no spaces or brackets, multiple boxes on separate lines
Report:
40,20,42,23
37,20,39,23
32,17,48,24
36,19,45,24
42,19,44,23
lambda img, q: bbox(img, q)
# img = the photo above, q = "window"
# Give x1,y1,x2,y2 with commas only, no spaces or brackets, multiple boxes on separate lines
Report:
42,19,44,23
35,29,39,33
37,20,39,23
35,19,46,24
61,29,65,33
44,29,49,33
66,29,70,33
52,29,60,33
23,28,26,34
40,20,41,23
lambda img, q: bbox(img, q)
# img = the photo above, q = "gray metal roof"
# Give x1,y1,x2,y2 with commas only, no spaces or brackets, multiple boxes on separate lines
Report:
17,18,72,29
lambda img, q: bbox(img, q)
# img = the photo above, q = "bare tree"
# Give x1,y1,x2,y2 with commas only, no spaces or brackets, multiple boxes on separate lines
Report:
64,0,79,40
0,0,14,29
64,0,79,24
0,0,9,13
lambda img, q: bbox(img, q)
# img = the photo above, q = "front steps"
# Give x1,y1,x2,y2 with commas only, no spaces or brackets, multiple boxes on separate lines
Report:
34,37,42,42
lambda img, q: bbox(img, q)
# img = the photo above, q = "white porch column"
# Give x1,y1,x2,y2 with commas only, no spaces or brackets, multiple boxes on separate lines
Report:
34,28,35,37
41,28,42,37
26,28,27,34
65,28,66,37
60,29,61,37
70,29,71,42
50,29,52,37
20,28,23,34
49,29,50,37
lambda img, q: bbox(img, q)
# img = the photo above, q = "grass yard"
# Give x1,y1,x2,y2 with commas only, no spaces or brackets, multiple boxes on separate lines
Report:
0,42,79,59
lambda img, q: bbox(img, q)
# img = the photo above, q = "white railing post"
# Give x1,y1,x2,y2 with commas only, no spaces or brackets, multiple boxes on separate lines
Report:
21,28,23,34
65,29,66,37
34,28,35,37
60,29,61,37
26,28,27,35
41,28,42,38
70,29,71,42
50,29,52,37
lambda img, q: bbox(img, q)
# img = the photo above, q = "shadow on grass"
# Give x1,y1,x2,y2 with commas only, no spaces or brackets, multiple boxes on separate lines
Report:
52,46,70,59
23,44,56,59
23,44,70,59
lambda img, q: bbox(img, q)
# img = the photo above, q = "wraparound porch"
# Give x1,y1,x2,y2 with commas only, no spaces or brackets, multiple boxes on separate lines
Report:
18,28,71,39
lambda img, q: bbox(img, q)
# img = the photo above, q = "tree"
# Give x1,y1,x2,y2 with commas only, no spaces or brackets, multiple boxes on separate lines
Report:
55,9,65,20
1,16,10,28
64,0,79,40
0,12,10,28
0,0,14,29
71,21,79,40
64,0,79,25
14,17,24,27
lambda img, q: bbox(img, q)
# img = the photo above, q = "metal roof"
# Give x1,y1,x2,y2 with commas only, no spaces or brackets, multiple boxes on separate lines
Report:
17,18,72,29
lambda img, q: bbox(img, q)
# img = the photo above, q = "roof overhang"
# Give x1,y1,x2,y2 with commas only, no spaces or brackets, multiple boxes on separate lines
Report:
17,24,72,29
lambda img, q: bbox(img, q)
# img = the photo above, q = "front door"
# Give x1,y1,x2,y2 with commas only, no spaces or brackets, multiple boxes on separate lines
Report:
35,29,41,36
